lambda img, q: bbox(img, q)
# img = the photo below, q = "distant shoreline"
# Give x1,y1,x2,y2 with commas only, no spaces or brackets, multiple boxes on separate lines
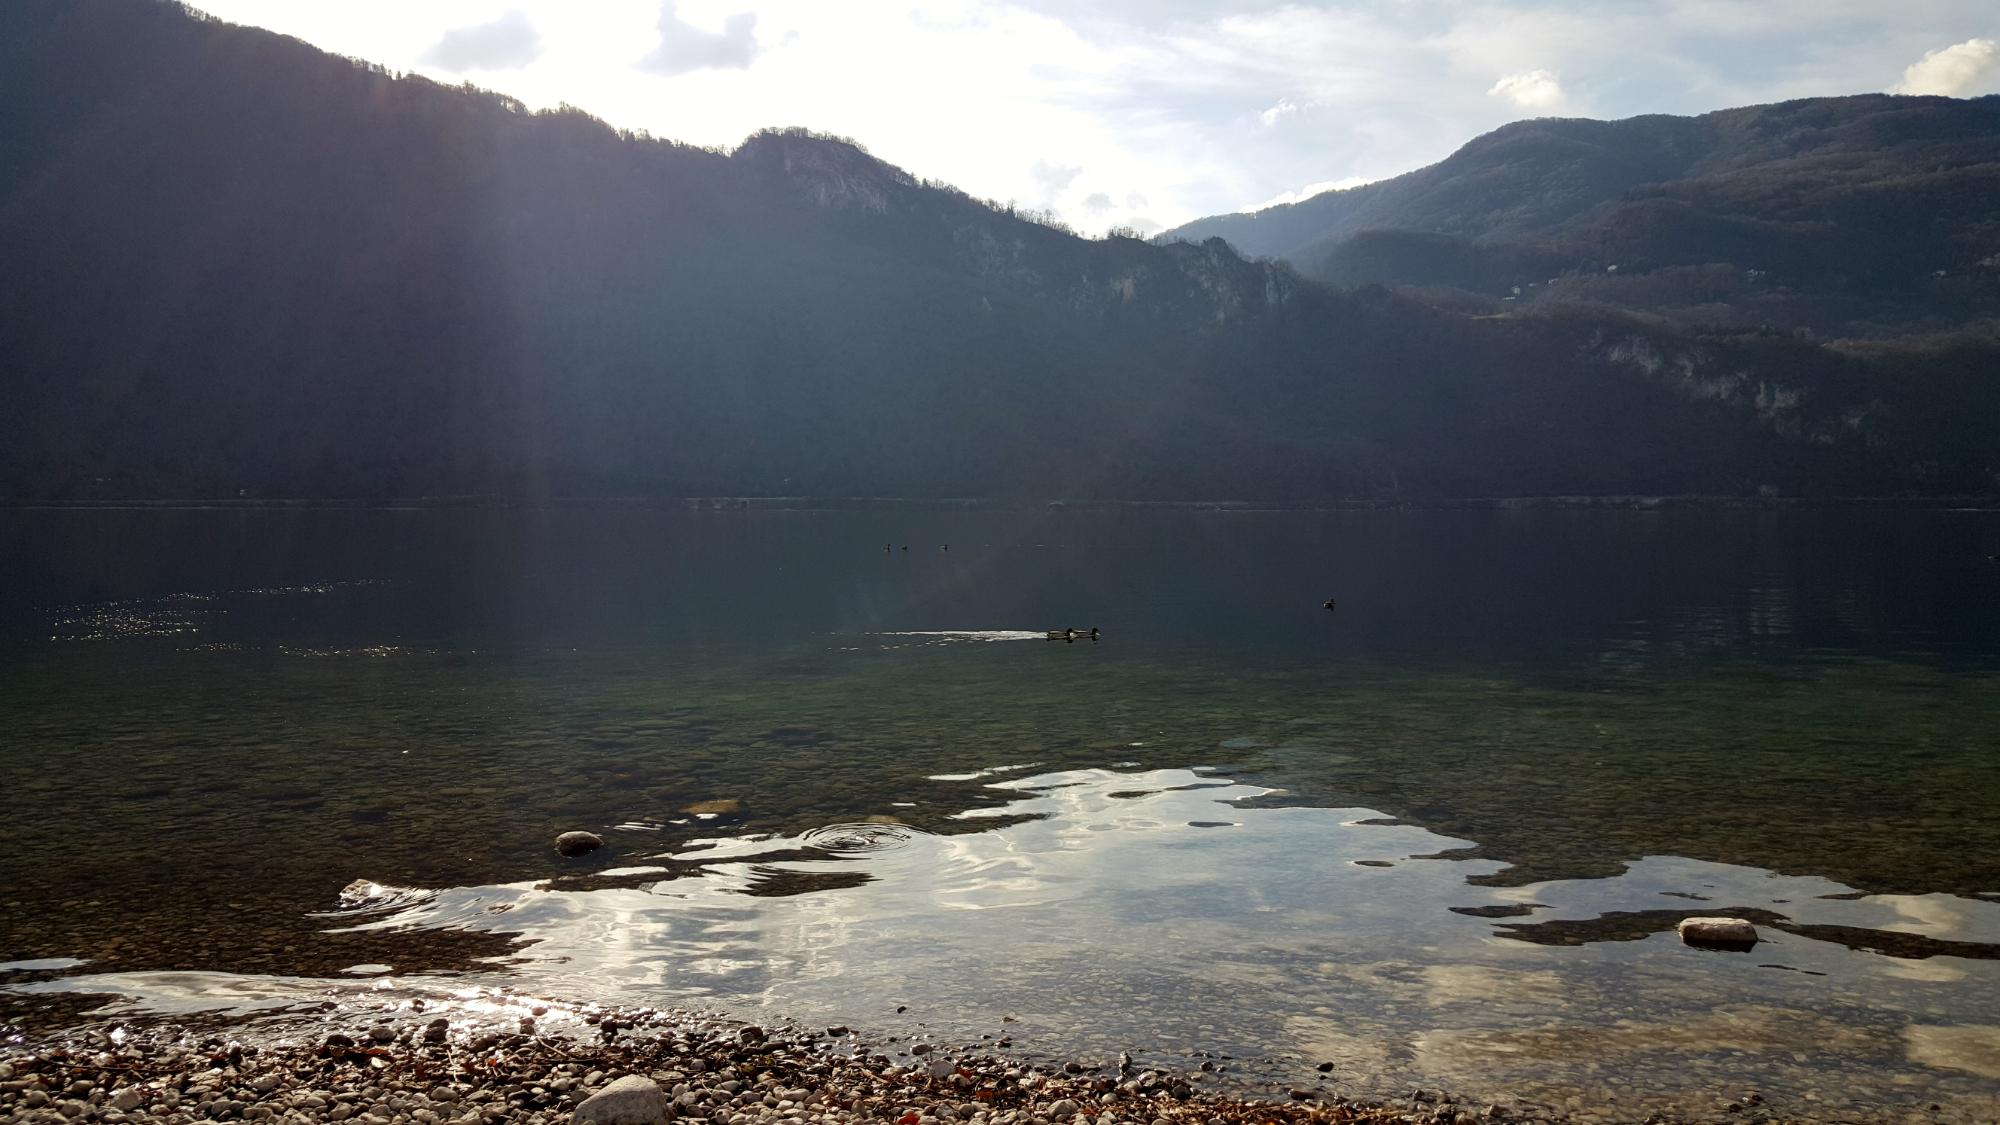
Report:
5,494,1999,513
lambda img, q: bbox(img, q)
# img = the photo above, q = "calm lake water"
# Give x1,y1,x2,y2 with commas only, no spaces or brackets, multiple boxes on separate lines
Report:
3,507,1999,1118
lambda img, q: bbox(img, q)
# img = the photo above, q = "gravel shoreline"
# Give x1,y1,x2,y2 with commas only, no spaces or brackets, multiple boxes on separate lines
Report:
0,997,1637,1125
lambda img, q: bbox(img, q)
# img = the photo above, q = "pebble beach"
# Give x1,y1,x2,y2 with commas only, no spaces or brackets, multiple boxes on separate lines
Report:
0,997,1742,1125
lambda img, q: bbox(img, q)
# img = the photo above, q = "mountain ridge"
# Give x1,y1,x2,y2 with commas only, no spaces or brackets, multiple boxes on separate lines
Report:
1159,95,2000,336
2,0,1997,502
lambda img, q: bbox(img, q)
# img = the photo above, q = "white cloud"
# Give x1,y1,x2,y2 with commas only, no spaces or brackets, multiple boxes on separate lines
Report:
642,3,760,76
1081,192,1114,212
1241,176,1370,213
1487,69,1567,111
1892,38,1999,96
1030,159,1084,195
1258,97,1304,127
421,10,541,72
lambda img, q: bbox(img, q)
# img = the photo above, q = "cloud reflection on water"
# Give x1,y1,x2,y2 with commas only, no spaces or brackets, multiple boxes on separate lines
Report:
17,764,2000,1114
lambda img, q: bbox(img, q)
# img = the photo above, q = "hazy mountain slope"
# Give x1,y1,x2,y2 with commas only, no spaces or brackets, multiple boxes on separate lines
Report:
2,0,1996,501
1160,97,2000,334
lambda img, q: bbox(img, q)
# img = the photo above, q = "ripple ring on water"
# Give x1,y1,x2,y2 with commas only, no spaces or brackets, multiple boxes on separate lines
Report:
801,822,928,856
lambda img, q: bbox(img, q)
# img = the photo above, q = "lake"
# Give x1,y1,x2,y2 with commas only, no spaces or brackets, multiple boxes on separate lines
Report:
3,506,1998,1119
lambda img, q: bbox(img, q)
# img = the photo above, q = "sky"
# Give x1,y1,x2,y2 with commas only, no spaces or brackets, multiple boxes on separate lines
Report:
185,1,1999,236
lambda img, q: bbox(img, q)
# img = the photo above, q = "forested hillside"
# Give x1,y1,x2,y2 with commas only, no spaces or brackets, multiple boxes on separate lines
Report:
2,0,1997,501
1160,97,2000,336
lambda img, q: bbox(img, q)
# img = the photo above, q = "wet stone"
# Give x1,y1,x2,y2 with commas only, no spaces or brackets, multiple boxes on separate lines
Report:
1678,916,1759,950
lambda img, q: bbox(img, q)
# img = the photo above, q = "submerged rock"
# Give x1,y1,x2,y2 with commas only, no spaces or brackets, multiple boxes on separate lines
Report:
556,831,605,857
573,1074,666,1124
1677,916,1758,950
337,879,387,907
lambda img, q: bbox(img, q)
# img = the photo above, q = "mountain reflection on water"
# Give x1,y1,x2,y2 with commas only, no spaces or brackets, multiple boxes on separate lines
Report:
2,507,1999,1117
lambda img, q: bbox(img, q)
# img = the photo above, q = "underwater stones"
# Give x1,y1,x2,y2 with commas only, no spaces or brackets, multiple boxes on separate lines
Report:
556,831,605,857
1906,1024,2000,1079
1677,916,1758,950
681,799,741,816
572,1074,666,1124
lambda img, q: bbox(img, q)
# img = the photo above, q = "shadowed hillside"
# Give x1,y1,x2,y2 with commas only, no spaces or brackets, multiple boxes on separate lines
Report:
1160,97,2000,336
2,0,1997,501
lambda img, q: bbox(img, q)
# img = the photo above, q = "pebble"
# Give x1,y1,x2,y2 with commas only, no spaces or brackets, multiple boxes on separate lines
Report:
574,1074,666,1123
556,831,606,857
1676,917,1758,949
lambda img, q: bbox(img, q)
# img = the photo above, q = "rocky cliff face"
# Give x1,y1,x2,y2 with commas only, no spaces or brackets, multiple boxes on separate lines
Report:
1590,331,1875,445
735,130,1297,326
734,130,916,215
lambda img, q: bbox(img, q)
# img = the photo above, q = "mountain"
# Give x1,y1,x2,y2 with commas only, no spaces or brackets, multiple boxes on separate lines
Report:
1159,97,2000,336
2,0,1997,502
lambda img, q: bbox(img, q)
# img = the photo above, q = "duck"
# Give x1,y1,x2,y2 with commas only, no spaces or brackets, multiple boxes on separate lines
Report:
1323,598,1337,610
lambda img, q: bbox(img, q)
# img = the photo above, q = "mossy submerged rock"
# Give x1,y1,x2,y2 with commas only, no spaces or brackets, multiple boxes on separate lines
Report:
1678,916,1758,950
572,1074,665,1124
555,831,604,857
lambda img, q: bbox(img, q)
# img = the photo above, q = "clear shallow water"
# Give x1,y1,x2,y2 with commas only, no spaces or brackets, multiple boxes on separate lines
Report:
3,508,2000,1117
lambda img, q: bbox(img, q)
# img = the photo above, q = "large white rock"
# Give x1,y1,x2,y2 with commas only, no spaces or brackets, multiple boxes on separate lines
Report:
1677,916,1758,949
573,1075,666,1125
